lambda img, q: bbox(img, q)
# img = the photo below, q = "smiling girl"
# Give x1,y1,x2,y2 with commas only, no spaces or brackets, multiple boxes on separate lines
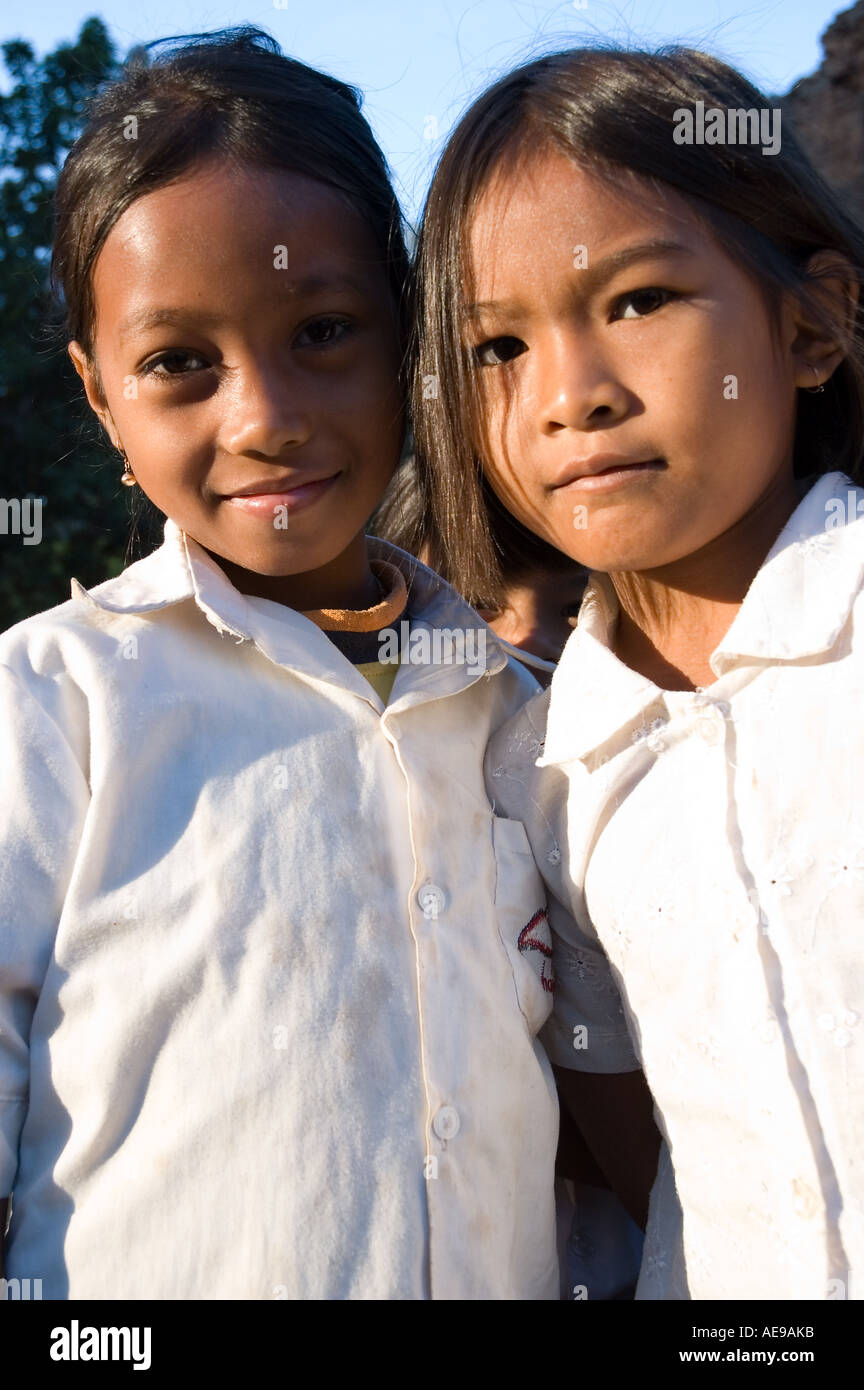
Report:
0,29,562,1300
410,47,864,1298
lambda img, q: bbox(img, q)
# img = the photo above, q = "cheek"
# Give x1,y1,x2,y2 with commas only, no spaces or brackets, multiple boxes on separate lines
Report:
121,404,206,466
115,400,211,504
476,373,525,467
473,381,549,525
484,453,550,542
332,344,403,430
676,300,781,410
636,321,726,408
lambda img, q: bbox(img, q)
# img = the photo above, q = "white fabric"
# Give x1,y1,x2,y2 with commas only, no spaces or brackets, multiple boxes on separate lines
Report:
486,471,864,1300
0,519,560,1300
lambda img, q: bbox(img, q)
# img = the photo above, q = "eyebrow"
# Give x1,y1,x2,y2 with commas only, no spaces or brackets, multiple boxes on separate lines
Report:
463,239,694,320
117,272,373,343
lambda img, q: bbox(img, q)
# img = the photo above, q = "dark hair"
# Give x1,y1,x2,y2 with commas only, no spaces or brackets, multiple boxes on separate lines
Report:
410,45,864,607
52,26,410,362
372,454,581,607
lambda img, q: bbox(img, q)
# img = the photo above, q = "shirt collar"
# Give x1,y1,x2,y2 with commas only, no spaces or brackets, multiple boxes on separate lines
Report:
711,471,864,671
539,471,864,766
70,517,510,700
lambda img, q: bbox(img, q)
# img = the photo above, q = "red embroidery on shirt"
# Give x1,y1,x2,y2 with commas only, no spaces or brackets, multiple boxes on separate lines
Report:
518,909,555,993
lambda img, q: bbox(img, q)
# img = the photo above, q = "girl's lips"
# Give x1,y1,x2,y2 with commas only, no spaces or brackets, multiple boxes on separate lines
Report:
224,474,339,515
562,460,666,494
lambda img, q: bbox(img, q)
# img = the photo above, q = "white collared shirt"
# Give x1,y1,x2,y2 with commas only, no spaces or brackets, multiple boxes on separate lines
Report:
0,520,559,1300
486,471,864,1300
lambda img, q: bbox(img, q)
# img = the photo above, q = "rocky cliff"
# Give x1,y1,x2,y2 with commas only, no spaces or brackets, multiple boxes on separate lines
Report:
783,0,864,221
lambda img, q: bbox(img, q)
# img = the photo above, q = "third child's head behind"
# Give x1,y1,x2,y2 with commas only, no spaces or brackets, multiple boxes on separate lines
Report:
413,46,864,598
53,27,410,607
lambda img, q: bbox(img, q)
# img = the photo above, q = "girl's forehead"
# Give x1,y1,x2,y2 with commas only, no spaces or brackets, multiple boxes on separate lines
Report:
103,161,363,252
470,150,693,244
90,163,382,324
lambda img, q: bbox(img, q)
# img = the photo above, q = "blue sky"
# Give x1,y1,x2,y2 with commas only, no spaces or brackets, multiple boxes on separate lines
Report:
3,0,849,221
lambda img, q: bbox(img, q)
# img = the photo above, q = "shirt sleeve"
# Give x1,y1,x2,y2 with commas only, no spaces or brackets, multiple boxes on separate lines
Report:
0,662,90,1195
541,908,642,1073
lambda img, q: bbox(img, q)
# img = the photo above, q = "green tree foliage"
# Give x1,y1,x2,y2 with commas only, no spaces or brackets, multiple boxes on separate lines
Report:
0,18,147,632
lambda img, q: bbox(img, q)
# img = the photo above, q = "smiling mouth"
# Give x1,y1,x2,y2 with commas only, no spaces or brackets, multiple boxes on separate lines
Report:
222,472,342,515
223,469,342,498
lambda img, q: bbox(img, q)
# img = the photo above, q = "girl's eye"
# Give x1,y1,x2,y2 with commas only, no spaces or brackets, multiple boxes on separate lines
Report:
141,350,210,378
473,336,527,367
295,316,353,348
612,287,674,321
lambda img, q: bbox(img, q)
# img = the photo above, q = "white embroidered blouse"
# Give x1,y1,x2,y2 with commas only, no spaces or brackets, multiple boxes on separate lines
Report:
486,471,864,1300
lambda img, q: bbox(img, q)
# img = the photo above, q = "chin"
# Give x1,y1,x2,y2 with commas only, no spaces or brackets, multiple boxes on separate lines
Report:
248,549,339,578
563,525,682,574
562,549,651,574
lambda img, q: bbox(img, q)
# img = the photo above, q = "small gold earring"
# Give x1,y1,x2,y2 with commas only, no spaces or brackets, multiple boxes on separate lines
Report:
118,446,137,486
805,364,825,394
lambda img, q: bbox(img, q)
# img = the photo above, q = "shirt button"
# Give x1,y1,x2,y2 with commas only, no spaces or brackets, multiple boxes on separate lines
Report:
432,1106,460,1140
696,708,724,744
417,882,447,919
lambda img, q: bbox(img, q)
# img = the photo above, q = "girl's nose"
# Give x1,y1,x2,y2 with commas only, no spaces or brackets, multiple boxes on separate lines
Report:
535,334,631,434
221,363,313,458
